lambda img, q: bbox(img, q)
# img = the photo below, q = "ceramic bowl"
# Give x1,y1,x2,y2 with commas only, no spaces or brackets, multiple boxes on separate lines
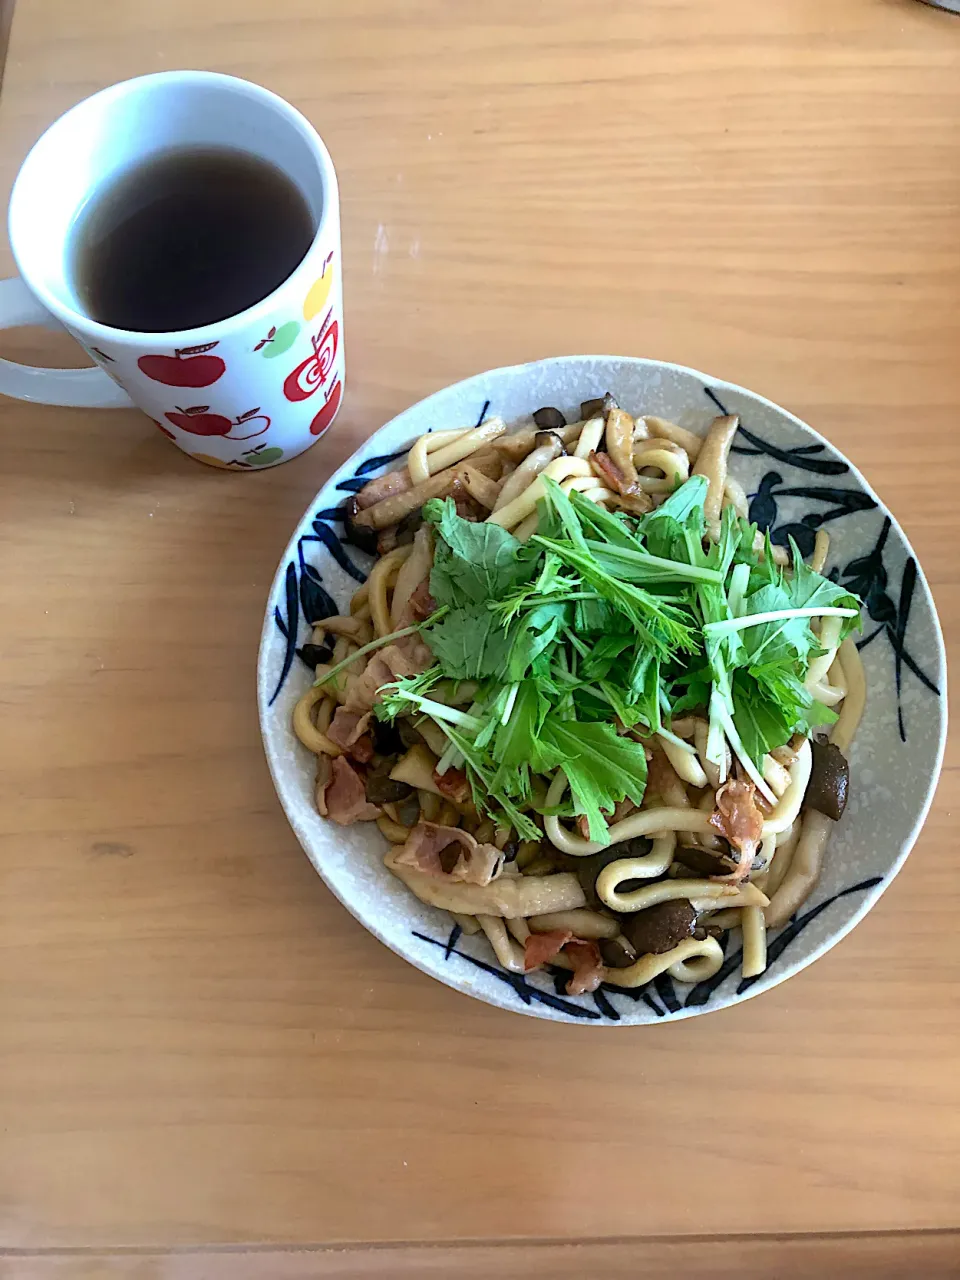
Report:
257,356,946,1024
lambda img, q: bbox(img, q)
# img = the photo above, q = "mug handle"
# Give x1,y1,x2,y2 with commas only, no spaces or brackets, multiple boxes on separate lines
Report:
0,277,134,408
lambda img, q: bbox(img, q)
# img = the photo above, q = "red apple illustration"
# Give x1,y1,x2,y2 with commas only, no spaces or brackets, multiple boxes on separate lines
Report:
152,418,177,440
138,342,226,387
309,379,342,436
164,405,270,440
283,312,339,402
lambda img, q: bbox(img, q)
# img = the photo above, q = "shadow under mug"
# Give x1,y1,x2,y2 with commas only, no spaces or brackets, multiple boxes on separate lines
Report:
0,70,344,471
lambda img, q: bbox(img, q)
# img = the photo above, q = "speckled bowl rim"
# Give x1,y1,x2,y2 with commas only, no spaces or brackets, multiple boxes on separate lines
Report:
257,355,947,1024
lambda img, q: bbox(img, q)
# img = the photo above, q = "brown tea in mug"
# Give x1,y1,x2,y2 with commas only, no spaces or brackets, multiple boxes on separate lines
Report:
70,146,315,332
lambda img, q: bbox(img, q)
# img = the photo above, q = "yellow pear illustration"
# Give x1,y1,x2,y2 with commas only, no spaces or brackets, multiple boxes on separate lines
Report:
302,251,335,321
190,453,234,469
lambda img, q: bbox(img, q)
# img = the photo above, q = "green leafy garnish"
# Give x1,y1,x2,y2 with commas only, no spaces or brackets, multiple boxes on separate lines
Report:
424,607,516,680
373,477,862,843
537,717,649,842
423,497,532,607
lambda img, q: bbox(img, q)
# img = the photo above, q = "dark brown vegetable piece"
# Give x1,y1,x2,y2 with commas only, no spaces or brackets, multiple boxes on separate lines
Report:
371,717,404,756
377,505,427,554
394,506,424,545
438,842,461,874
674,845,739,877
343,495,379,554
693,924,724,942
364,759,414,804
533,430,567,455
300,642,334,668
532,406,567,429
617,835,654,858
395,793,421,828
622,900,697,956
521,852,564,876
398,719,424,750
572,837,653,904
580,397,605,420
806,738,849,821
599,936,638,969
376,527,400,555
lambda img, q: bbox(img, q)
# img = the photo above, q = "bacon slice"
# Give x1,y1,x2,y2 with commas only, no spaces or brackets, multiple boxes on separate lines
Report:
523,930,605,996
434,767,470,804
392,822,503,886
343,640,432,713
395,823,501,885
709,777,764,883
451,486,484,522
564,941,606,995
574,796,635,839
645,747,683,803
342,653,399,713
327,708,373,758
409,579,437,621
322,756,381,825
610,797,637,824
314,755,333,817
524,929,574,970
392,633,434,671
576,812,611,840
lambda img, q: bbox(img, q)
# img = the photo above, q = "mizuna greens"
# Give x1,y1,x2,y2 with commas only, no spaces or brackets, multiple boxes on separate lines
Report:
374,475,861,843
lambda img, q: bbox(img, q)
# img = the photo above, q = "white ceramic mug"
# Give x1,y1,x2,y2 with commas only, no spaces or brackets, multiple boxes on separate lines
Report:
0,71,343,470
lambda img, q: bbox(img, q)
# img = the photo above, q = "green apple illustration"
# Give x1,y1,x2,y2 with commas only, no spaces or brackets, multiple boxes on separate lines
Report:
245,446,284,466
254,320,300,358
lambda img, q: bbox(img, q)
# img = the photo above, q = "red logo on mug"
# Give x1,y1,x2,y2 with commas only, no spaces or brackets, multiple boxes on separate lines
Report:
309,379,342,436
283,311,339,402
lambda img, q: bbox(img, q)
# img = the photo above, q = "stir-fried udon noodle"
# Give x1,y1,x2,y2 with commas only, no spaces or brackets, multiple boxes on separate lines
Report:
293,396,865,995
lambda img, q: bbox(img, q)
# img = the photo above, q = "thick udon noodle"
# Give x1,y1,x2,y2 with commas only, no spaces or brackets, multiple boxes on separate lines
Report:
293,407,865,991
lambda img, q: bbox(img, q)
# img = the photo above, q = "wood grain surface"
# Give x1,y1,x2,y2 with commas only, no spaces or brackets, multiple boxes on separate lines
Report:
0,0,958,1273
3,1231,960,1280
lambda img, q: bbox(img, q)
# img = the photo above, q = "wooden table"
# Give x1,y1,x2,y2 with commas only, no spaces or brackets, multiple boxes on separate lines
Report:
1,2,958,1276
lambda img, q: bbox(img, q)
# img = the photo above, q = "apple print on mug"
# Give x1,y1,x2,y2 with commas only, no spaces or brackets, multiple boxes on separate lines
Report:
254,321,300,358
283,310,339,403
164,404,270,440
189,442,284,469
302,251,335,321
310,379,342,438
138,342,226,387
0,72,344,470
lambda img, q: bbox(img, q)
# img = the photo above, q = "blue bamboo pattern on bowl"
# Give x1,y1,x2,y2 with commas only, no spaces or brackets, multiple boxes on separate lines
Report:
415,871,884,1022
